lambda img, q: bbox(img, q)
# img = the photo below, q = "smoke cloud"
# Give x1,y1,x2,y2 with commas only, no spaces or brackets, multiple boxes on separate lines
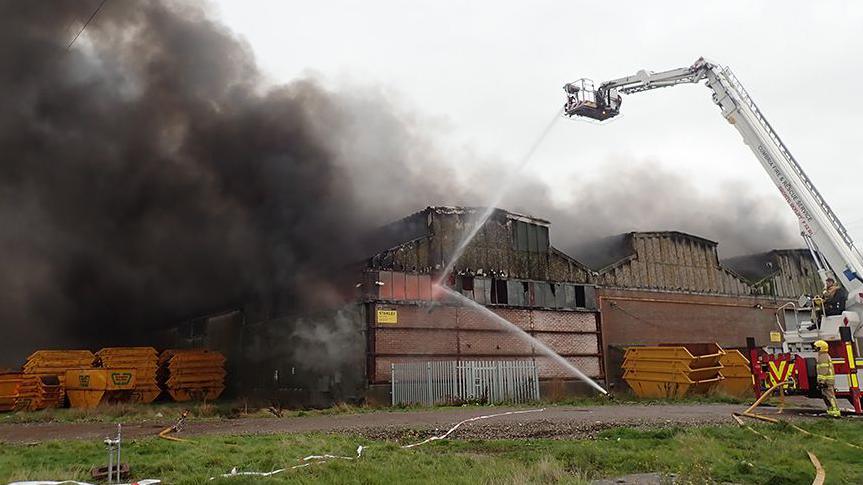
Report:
500,157,800,263
0,0,797,367
0,0,454,364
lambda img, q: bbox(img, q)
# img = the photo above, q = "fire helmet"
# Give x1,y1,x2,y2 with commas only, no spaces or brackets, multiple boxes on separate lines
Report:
814,340,829,352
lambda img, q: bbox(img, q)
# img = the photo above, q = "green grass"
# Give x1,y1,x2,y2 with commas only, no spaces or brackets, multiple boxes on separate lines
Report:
3,421,862,484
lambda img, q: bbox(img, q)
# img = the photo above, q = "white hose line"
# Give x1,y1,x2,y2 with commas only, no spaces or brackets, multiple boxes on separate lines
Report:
402,408,546,448
211,446,364,479
210,409,544,479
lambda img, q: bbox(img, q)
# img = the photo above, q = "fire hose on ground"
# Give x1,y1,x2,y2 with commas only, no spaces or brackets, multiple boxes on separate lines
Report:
209,408,546,480
732,380,861,449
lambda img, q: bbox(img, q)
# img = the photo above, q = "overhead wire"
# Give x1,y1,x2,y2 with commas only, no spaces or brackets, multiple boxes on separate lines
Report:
604,300,666,330
66,0,109,50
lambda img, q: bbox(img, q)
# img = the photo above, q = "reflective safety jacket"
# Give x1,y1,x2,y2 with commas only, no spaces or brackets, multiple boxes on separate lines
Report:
817,351,835,384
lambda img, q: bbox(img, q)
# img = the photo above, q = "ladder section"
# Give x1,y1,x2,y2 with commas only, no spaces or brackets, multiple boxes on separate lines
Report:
722,67,856,251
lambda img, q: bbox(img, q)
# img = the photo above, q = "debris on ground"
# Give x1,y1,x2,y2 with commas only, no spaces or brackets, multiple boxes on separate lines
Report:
10,481,160,485
89,463,130,481
157,409,191,442
266,406,283,418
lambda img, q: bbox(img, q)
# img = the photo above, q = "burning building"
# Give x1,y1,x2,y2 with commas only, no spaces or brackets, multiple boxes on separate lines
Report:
359,206,603,401
159,206,823,404
583,233,820,389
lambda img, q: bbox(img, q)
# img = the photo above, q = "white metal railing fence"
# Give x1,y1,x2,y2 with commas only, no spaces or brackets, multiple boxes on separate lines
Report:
391,360,540,406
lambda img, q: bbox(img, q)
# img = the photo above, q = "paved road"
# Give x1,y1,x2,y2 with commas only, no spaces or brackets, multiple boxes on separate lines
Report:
0,403,805,444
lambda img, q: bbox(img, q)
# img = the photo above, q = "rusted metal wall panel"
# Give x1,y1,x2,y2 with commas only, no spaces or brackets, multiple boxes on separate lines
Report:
378,271,393,299
405,273,419,300
364,271,434,302
507,280,525,306
391,272,406,300
418,275,432,300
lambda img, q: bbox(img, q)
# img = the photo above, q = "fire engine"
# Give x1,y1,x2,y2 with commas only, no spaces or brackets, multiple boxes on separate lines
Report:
562,58,863,413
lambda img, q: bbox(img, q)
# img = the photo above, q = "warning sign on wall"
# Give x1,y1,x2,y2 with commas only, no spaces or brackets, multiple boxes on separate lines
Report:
376,309,398,324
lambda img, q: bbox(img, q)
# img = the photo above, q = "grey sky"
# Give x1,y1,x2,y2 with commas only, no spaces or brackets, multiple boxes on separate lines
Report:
212,0,863,245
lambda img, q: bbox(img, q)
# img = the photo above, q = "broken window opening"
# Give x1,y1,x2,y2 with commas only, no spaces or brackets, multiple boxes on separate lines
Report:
492,279,509,304
460,275,474,291
575,285,586,308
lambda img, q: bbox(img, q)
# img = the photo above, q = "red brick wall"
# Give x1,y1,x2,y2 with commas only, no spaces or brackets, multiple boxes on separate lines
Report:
368,302,602,383
598,288,786,349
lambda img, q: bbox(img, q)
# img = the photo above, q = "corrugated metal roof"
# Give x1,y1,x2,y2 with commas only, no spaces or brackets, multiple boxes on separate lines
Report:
425,206,550,226
722,249,813,282
366,208,818,299
722,249,821,298
569,234,634,271
590,231,752,295
572,231,719,272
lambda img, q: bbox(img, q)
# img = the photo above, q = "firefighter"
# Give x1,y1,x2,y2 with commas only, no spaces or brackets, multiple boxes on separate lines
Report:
823,278,847,317
814,339,841,417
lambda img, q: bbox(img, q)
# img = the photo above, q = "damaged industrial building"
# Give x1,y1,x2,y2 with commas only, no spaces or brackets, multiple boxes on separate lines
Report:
159,206,823,405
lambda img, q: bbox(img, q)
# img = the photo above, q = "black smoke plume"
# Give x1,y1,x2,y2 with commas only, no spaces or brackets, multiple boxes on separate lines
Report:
0,0,797,368
0,0,446,364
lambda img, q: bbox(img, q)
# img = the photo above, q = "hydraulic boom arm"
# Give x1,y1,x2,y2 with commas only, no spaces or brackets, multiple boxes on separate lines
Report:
563,57,863,317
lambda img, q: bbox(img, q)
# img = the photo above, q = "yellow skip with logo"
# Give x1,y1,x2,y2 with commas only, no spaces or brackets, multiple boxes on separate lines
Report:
65,369,137,408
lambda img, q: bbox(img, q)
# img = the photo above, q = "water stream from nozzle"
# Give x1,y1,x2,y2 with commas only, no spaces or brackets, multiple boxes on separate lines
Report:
435,108,563,287
430,107,606,395
440,285,608,395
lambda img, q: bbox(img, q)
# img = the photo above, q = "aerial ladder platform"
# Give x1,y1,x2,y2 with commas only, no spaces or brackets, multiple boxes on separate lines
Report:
563,58,863,413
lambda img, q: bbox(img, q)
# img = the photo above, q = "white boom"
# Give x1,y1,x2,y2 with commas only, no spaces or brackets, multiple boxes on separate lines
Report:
563,57,863,347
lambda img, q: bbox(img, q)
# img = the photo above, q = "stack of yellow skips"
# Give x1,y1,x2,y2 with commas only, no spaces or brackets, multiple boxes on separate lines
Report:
622,343,725,398
96,347,160,403
716,349,754,397
0,373,18,411
0,373,61,411
159,349,226,401
23,350,95,406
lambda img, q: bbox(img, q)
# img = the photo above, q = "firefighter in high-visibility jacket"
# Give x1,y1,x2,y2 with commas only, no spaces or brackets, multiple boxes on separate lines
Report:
814,340,841,417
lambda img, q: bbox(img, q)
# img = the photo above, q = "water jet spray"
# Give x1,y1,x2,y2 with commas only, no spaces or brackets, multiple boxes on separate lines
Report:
438,285,608,395
435,108,563,287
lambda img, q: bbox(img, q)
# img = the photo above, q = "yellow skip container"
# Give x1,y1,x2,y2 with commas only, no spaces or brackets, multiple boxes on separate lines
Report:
623,343,726,399
715,350,753,398
65,369,137,408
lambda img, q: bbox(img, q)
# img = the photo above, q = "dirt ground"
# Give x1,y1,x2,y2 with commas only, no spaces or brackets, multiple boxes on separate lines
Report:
0,403,821,444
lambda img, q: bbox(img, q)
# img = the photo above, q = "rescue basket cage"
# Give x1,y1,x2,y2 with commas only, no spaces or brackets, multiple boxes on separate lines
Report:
563,78,619,121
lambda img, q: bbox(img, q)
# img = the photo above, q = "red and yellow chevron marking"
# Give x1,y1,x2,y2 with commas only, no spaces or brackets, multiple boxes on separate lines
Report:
767,359,796,387
847,343,859,390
